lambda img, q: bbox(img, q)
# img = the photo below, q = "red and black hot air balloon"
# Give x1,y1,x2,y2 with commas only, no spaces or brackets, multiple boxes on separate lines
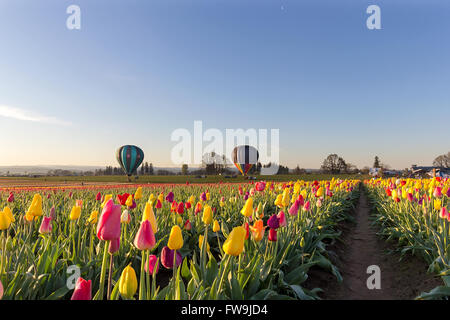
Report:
231,145,259,176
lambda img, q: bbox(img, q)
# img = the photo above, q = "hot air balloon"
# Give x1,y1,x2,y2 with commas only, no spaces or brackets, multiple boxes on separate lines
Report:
231,145,259,176
116,145,144,181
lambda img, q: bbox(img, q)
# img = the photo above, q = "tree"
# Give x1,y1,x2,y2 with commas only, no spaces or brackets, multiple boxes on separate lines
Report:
181,164,189,175
373,156,381,168
202,152,228,175
321,154,340,174
140,165,144,175
293,165,307,175
148,163,154,175
433,152,450,168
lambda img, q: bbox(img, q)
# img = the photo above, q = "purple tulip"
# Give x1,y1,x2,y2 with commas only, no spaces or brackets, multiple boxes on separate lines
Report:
161,246,182,269
267,214,280,229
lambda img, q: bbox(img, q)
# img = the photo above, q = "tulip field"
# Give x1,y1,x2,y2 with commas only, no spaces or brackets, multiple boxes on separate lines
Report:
0,179,361,300
365,177,450,299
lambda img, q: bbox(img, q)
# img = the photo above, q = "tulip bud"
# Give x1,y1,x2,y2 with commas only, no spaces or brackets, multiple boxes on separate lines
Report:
133,220,156,250
96,200,121,241
49,206,56,220
202,205,213,225
119,265,138,299
145,255,160,275
167,225,183,250
222,226,246,256
267,214,279,229
70,277,92,300
184,219,192,231
161,246,182,269
96,192,102,201
0,210,11,230
277,211,287,227
39,216,52,234
212,220,220,232
268,228,277,242
69,206,81,221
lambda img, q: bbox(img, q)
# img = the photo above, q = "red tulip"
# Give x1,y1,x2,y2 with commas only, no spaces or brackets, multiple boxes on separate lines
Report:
185,201,191,209
96,192,102,201
70,277,92,300
155,199,162,209
133,220,156,250
177,202,184,214
96,199,121,241
268,228,277,242
7,193,14,202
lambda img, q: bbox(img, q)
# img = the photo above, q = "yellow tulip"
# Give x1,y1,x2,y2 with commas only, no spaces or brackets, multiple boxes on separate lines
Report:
240,197,253,217
27,194,43,217
134,187,143,200
274,194,283,207
119,264,138,299
434,199,442,211
281,189,290,207
177,216,183,225
0,209,11,230
3,207,14,223
142,202,158,233
148,193,156,205
189,195,195,204
202,205,213,225
125,194,133,207
316,187,324,197
69,206,81,220
101,194,113,208
87,210,98,224
213,220,220,232
206,192,210,200
199,234,210,252
158,193,164,203
223,226,246,256
168,225,183,250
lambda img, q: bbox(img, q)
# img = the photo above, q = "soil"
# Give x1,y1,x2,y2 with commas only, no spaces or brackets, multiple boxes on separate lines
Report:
305,187,442,300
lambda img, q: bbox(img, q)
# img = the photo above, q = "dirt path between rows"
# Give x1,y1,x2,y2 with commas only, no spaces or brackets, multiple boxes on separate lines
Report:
306,187,442,300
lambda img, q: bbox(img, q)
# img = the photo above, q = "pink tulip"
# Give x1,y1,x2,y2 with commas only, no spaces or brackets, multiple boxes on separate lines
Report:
108,238,120,254
440,207,449,219
145,254,160,275
70,277,92,300
303,201,311,212
277,211,287,227
39,216,52,234
133,220,156,250
155,199,162,209
49,206,56,220
288,200,300,216
0,279,3,300
407,193,414,202
96,192,102,201
161,246,182,269
433,187,442,198
96,199,121,241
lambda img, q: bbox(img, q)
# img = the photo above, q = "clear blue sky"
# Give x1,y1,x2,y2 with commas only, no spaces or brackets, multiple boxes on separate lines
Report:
0,0,449,169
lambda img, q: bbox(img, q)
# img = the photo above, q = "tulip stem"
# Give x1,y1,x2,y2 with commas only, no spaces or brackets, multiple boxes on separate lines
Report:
146,251,151,300
139,250,146,300
216,254,231,299
0,230,5,279
107,252,113,300
173,249,177,300
96,240,109,300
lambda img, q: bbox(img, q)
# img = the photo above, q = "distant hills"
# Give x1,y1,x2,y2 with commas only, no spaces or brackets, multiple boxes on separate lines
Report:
0,165,321,176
